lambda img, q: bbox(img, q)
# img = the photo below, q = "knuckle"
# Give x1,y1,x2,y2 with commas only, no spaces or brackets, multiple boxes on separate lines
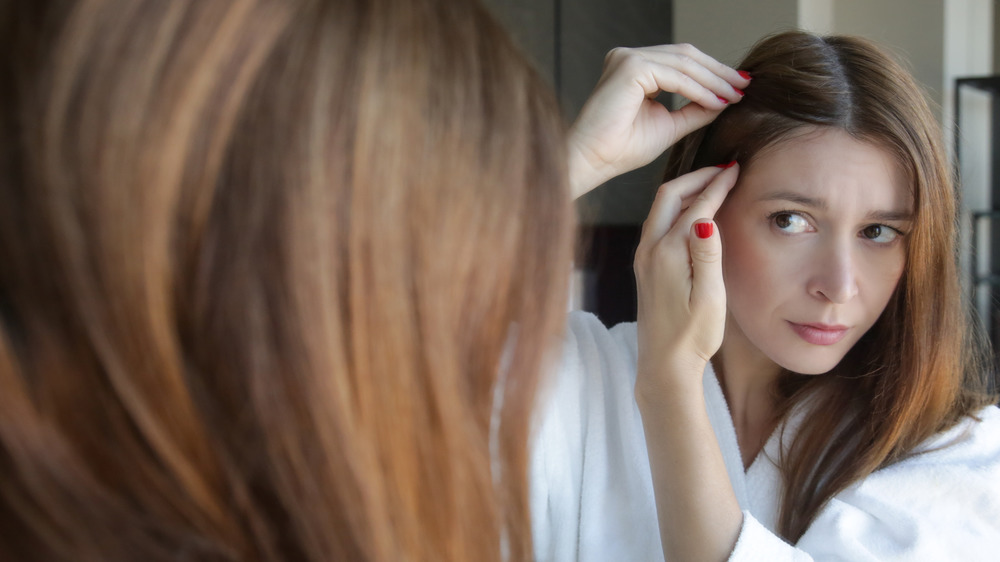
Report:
691,244,722,263
614,51,646,74
674,53,695,69
692,191,714,208
633,245,649,266
604,46,631,65
677,72,699,91
675,43,697,56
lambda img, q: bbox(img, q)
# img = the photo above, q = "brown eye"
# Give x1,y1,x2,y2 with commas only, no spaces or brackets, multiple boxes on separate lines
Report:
860,224,900,244
862,225,882,239
770,212,809,233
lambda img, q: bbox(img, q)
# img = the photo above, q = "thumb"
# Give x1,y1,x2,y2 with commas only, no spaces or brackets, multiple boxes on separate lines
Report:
688,220,726,314
670,102,723,142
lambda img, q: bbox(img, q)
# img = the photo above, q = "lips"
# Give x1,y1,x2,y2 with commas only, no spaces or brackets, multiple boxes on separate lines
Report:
788,321,849,346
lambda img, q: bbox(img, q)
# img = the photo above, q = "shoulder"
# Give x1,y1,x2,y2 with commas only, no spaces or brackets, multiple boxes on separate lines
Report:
879,404,1000,502
563,310,638,369
797,405,1000,558
917,404,1000,456
540,311,639,409
885,405,1000,479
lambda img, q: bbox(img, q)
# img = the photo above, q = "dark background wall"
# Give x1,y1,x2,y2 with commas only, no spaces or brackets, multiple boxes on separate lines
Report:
483,0,673,326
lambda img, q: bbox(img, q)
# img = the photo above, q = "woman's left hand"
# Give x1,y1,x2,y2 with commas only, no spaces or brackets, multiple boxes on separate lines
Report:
633,163,738,397
568,44,749,198
633,163,745,561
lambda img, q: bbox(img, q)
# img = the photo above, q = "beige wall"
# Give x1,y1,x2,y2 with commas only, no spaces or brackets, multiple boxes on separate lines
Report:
674,0,799,66
798,0,833,34
833,0,945,121
675,0,993,129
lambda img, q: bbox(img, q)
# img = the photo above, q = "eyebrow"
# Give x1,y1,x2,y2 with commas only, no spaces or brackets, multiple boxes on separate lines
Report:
761,192,825,209
759,192,914,222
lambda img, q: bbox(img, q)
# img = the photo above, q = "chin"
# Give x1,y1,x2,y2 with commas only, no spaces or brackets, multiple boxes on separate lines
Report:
780,363,836,376
773,348,848,375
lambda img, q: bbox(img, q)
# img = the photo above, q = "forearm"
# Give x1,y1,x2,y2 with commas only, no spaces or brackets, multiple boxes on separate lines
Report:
637,374,743,562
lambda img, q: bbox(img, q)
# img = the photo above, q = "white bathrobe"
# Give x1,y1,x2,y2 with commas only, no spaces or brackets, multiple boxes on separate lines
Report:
530,311,1000,561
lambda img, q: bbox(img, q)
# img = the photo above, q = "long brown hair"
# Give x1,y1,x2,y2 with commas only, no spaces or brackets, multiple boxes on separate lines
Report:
0,0,573,559
665,31,996,542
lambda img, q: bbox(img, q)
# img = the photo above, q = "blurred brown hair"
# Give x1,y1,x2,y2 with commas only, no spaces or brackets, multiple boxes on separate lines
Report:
665,31,995,542
0,0,573,559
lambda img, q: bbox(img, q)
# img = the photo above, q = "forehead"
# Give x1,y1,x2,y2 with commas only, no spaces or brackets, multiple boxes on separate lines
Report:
734,127,911,211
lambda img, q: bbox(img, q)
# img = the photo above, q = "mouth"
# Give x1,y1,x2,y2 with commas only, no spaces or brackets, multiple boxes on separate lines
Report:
788,321,849,346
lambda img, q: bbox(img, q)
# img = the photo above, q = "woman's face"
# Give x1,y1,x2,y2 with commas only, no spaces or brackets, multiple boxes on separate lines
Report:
715,127,911,375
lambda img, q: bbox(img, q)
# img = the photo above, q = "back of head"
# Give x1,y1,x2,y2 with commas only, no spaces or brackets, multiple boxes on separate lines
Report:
0,0,572,560
667,30,994,541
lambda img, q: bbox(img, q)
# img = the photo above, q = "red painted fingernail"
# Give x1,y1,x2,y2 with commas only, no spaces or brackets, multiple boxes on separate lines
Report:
733,87,745,96
695,222,714,239
714,160,737,169
717,95,729,105
738,70,752,80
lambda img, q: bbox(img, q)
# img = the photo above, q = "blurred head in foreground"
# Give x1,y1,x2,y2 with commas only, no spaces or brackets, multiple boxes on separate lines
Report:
0,0,573,559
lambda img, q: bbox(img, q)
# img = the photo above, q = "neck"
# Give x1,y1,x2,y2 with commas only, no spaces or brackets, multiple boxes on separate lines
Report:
714,316,783,469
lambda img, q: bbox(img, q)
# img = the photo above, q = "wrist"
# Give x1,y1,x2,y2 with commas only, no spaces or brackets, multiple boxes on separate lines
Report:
566,135,607,199
634,357,708,412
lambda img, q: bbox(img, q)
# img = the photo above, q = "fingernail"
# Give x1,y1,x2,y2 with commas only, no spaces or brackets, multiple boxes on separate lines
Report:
738,70,752,80
716,95,729,105
733,87,745,96
714,160,737,169
695,222,714,239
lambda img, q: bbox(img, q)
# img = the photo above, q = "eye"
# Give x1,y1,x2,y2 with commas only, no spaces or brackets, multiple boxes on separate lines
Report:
860,224,901,244
770,211,811,234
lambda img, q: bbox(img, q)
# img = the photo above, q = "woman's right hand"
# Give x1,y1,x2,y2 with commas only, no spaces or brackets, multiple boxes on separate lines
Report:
568,44,749,199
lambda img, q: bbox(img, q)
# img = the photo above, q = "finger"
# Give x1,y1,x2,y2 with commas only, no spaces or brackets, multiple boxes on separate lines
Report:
653,54,745,104
672,163,740,236
601,48,739,110
627,45,749,103
636,60,732,110
640,43,750,90
641,166,727,244
668,101,725,141
689,219,727,320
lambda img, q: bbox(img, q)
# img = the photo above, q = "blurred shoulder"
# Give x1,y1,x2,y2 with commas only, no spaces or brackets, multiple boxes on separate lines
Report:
564,310,638,366
909,404,1000,466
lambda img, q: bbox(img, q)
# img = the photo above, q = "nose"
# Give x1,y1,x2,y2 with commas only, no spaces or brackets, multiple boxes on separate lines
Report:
807,241,859,304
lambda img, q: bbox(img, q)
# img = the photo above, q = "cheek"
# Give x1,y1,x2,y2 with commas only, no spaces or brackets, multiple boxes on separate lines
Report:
720,226,790,309
861,249,906,305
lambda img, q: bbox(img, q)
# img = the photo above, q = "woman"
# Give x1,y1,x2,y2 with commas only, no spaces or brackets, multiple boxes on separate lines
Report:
532,31,1000,560
0,0,578,559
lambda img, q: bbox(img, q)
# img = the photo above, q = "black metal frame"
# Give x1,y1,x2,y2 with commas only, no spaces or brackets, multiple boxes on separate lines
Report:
955,76,1000,394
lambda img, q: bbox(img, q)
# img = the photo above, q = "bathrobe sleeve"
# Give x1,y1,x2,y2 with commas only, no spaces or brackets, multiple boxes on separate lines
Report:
729,406,1000,561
